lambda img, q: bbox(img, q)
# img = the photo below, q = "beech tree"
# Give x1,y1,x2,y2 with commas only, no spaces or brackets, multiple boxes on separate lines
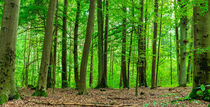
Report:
32,0,57,96
190,0,210,101
0,0,21,104
79,0,96,94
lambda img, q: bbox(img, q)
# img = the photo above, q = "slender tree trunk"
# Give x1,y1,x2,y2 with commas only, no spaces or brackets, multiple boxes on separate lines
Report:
151,0,159,89
144,0,148,87
22,33,27,87
174,0,181,86
73,0,81,89
25,34,31,87
89,41,94,87
53,0,58,92
103,0,109,88
138,0,146,87
68,38,72,88
156,1,163,87
170,33,173,86
128,0,135,89
33,0,57,96
179,0,188,87
62,0,68,88
79,0,96,94
121,3,128,88
0,0,21,104
96,0,107,88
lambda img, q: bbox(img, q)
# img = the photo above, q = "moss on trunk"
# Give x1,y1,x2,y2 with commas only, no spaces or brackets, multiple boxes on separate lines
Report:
0,94,8,105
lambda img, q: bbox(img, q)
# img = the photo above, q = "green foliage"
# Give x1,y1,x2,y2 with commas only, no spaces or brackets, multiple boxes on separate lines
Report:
13,92,23,100
32,90,48,97
0,94,8,105
189,85,210,102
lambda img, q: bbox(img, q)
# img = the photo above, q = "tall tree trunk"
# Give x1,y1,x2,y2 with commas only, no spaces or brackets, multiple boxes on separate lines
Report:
62,0,68,88
144,0,148,87
128,0,135,89
121,2,128,88
174,0,181,86
33,0,57,96
138,0,146,87
0,0,21,104
151,0,158,89
25,34,31,87
190,1,210,100
96,0,107,88
22,33,27,87
79,0,96,94
53,0,58,92
178,0,187,87
103,0,109,88
156,1,163,87
73,0,81,89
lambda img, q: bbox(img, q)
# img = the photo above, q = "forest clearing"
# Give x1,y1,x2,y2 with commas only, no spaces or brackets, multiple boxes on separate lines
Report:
0,0,210,106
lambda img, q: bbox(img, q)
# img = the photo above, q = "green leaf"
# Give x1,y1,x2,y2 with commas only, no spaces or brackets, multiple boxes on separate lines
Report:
200,84,205,91
143,103,150,107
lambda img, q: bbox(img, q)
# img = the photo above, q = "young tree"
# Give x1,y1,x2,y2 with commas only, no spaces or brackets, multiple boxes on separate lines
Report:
32,0,57,96
151,0,159,89
73,0,81,89
190,0,210,100
79,0,96,94
0,0,21,104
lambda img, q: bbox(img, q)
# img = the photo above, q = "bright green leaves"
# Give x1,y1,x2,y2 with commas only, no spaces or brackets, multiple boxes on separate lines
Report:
200,84,205,91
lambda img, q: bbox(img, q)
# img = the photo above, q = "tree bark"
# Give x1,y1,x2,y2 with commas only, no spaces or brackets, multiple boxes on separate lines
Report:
62,0,68,88
103,0,109,88
121,3,128,88
96,0,107,88
178,0,187,87
73,0,81,89
33,0,57,96
151,0,158,89
190,0,210,100
156,1,163,87
0,0,21,104
79,0,96,94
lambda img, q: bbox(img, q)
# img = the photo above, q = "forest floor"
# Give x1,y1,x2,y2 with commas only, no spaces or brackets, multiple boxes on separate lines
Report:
2,87,210,107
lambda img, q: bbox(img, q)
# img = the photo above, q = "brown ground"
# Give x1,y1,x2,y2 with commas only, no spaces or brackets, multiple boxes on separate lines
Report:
2,87,210,107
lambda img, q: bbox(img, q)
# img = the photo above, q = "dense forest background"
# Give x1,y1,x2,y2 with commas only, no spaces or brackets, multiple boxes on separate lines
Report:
1,0,194,88
0,0,209,106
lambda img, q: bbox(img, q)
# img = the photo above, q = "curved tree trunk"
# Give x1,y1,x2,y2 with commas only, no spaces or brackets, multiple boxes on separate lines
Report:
79,0,96,94
33,0,57,96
